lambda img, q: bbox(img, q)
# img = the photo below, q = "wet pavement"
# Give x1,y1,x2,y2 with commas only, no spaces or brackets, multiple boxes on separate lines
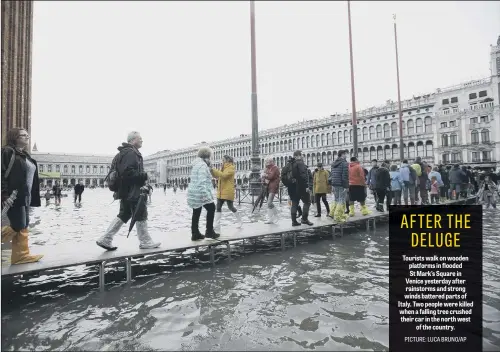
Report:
1,188,499,351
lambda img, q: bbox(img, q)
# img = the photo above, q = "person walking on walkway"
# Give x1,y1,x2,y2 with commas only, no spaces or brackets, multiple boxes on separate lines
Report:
367,159,380,207
283,151,312,226
313,162,330,217
389,164,403,206
52,181,62,206
188,147,219,240
374,162,391,212
96,131,161,251
348,157,371,216
74,182,84,204
329,150,349,223
262,157,280,224
1,127,44,264
211,155,242,232
400,159,416,205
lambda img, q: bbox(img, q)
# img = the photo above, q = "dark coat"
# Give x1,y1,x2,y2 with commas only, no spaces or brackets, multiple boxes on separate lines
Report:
74,184,85,195
329,157,349,188
1,146,41,207
116,143,147,201
374,167,391,190
289,158,309,192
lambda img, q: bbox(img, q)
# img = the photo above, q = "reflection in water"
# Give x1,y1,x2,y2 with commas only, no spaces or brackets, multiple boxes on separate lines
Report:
1,189,499,351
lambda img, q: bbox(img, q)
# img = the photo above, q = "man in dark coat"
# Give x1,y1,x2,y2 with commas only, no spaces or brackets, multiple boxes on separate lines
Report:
74,182,84,204
374,162,391,212
288,150,313,226
96,131,161,251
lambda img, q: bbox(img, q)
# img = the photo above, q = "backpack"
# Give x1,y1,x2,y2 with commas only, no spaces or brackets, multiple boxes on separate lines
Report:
104,152,122,193
281,162,295,187
409,166,417,184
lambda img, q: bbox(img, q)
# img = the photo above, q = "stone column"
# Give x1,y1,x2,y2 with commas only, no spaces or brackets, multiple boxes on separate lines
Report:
1,1,33,148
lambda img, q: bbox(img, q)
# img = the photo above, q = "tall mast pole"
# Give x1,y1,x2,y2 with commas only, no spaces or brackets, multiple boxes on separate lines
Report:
249,0,261,192
394,14,404,161
347,0,358,157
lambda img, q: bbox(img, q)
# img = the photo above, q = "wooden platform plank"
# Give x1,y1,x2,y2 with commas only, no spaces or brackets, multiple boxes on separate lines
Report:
1,197,476,278
1,231,219,277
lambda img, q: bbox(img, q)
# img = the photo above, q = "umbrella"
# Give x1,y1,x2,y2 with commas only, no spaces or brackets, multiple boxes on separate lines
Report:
1,190,18,218
127,191,148,238
252,183,268,213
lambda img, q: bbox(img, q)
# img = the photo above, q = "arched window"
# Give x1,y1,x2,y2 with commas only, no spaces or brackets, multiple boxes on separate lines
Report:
86,166,90,173
391,122,398,137
349,130,353,143
377,146,384,160
327,152,332,165
93,166,97,174
392,144,398,160
306,136,310,148
324,133,328,146
402,121,406,136
383,124,390,138
415,118,423,133
39,164,44,172
417,141,424,156
450,133,458,146
376,125,382,139
48,165,52,172
344,130,349,143
100,166,104,174
316,135,320,147
363,148,369,161
301,137,305,149
369,126,375,139
407,120,415,135
362,127,368,141
384,145,391,160
63,165,68,174
481,129,490,142
56,165,60,172
426,141,433,157
293,139,296,150
441,134,448,147
424,116,432,133
332,132,336,145
338,131,343,144
306,154,311,166
408,143,415,159
311,136,315,148
471,130,479,144
71,165,75,174
370,147,376,160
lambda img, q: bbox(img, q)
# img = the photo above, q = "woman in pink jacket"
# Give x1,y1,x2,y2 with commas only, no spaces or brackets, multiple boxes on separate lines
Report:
262,157,281,224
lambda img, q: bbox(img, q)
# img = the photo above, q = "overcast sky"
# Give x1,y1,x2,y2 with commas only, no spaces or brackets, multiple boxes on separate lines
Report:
31,1,500,156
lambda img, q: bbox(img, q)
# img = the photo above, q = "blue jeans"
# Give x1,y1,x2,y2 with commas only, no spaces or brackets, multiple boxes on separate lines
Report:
333,186,346,204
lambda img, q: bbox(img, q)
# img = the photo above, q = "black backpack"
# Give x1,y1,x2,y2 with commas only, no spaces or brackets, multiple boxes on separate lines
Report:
104,152,122,193
281,162,295,186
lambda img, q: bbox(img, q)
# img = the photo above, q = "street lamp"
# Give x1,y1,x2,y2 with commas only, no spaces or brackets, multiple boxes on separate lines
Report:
249,0,261,194
393,14,404,161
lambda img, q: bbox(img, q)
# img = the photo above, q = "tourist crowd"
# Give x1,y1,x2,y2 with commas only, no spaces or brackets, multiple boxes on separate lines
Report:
2,129,498,266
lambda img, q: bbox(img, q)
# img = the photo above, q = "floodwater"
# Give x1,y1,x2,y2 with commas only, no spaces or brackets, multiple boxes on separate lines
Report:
1,188,499,351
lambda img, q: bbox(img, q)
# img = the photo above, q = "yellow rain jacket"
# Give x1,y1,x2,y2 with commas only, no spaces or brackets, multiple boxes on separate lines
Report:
212,162,236,201
314,169,330,194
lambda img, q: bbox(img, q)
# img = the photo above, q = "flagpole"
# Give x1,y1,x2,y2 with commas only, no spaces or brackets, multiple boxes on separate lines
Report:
347,0,358,157
394,14,404,161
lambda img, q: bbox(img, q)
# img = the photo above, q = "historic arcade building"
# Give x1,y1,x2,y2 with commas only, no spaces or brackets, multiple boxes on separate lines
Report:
31,144,114,188
145,39,500,186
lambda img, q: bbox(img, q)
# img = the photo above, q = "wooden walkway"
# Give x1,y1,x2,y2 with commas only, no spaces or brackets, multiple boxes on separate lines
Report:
1,197,477,291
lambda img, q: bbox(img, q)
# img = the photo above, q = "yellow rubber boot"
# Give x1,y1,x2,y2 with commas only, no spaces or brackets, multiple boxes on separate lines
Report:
329,202,337,219
11,229,44,265
1,226,17,243
349,204,355,217
361,204,371,216
335,204,347,223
